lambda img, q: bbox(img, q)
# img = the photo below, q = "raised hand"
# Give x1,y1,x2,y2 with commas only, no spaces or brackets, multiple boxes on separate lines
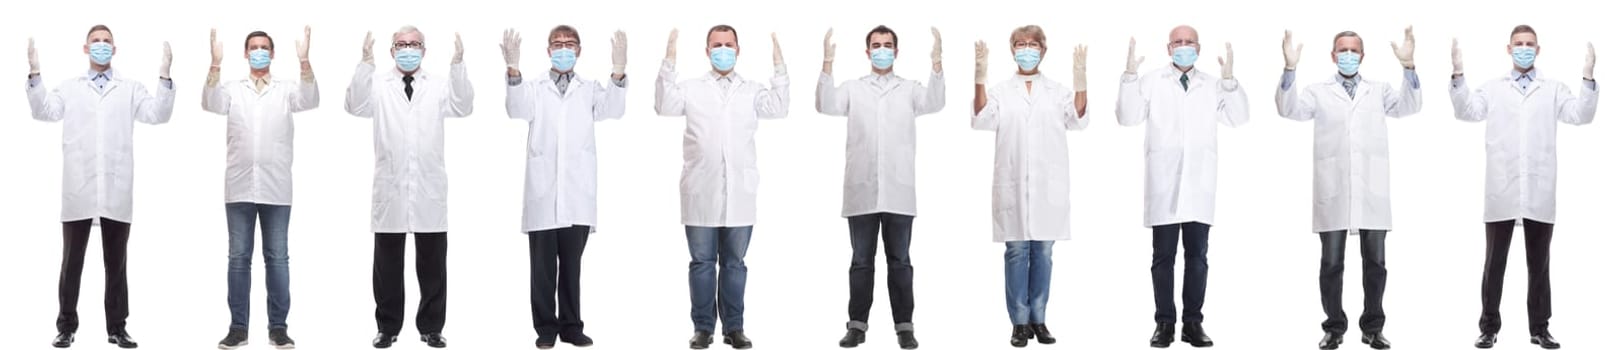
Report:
974,40,988,84
1125,37,1144,74
1073,44,1088,92
930,27,943,66
665,28,679,62
361,31,375,64
771,32,784,66
1282,30,1303,70
1451,38,1464,76
1390,25,1415,69
296,25,312,62
451,32,464,64
1584,42,1596,80
160,41,172,78
501,28,521,70
612,30,628,76
210,28,223,67
1219,42,1234,79
28,37,40,74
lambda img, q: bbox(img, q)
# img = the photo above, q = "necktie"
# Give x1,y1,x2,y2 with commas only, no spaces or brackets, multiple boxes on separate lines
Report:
1179,73,1189,91
403,76,415,100
555,73,572,94
1342,79,1356,99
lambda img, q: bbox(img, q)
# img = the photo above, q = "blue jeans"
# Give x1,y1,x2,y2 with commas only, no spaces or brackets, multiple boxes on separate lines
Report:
685,226,753,334
1004,240,1054,325
226,202,292,330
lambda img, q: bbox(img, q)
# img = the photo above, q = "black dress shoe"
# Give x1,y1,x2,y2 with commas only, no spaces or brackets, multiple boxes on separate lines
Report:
107,330,138,349
560,332,593,347
1474,333,1496,348
1181,323,1214,347
722,331,752,349
1030,323,1056,344
420,333,447,348
372,333,398,349
1010,325,1032,348
1149,323,1175,348
839,329,865,348
689,332,713,349
51,332,74,348
1318,332,1343,350
1531,332,1560,349
897,330,918,349
1361,332,1391,350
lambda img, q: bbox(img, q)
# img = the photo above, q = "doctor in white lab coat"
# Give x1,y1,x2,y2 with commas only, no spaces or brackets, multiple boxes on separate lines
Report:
816,25,945,349
27,24,174,349
343,26,473,349
970,25,1087,347
1450,25,1597,350
501,26,627,349
653,24,789,349
1276,28,1421,350
1115,25,1247,348
199,27,318,349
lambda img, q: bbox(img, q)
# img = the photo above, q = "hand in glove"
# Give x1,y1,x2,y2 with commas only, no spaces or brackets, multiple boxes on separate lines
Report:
1390,25,1415,69
974,40,988,84
1584,42,1596,80
822,28,835,73
1451,38,1464,76
210,28,223,67
1282,30,1303,70
451,32,464,65
159,42,172,78
27,37,40,74
1219,42,1234,80
296,25,312,62
611,30,628,76
930,27,943,68
361,31,375,65
501,28,521,71
665,28,679,63
1125,37,1144,74
1073,44,1088,92
771,32,784,67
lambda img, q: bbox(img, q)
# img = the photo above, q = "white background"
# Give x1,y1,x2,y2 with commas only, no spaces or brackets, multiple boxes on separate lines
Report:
0,0,1617,349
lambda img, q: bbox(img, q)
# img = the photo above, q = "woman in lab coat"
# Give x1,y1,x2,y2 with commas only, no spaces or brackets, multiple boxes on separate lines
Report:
970,25,1088,348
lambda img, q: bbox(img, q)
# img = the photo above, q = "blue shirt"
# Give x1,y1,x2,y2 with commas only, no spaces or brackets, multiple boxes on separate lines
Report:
1449,68,1597,92
27,68,173,91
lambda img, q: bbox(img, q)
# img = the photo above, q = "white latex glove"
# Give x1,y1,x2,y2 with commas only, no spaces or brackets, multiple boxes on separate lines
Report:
1125,37,1144,74
296,25,311,62
501,28,521,70
1282,30,1303,70
611,30,628,75
1073,44,1088,92
930,27,942,66
665,29,679,62
1584,42,1596,80
771,32,784,67
209,29,223,67
451,32,464,64
28,37,39,74
361,31,375,65
822,28,835,63
1451,38,1463,76
974,40,988,84
159,42,172,78
1219,42,1234,80
1390,25,1415,69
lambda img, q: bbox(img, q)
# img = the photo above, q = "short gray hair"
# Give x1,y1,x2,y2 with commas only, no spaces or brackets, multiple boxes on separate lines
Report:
394,25,423,45
1332,31,1362,51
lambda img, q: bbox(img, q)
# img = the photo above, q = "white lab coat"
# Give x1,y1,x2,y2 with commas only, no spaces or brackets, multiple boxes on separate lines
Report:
653,60,791,227
505,73,628,233
1276,73,1422,233
344,62,474,233
1116,66,1250,227
202,75,320,205
971,74,1087,242
28,69,176,223
815,71,947,217
1450,70,1598,224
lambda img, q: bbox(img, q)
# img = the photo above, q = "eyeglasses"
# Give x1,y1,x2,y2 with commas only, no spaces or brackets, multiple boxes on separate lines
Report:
550,41,579,50
393,41,423,49
1013,41,1042,49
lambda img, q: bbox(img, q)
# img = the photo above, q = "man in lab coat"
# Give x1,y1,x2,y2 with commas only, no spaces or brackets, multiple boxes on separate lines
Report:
27,24,174,349
200,27,318,350
653,24,790,350
343,25,473,349
1276,27,1422,350
816,25,945,350
1116,25,1249,349
1451,25,1597,350
500,25,628,349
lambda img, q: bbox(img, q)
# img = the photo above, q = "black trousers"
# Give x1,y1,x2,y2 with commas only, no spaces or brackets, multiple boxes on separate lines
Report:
1151,222,1210,324
373,232,448,336
57,218,131,334
1319,230,1387,335
1479,219,1554,335
529,226,590,339
847,213,915,325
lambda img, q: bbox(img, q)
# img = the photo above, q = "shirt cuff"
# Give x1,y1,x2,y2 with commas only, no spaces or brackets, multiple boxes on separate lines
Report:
1404,69,1420,89
507,75,522,86
1280,70,1296,90
1584,79,1597,91
610,74,627,88
160,77,174,89
1450,75,1464,89
28,74,41,88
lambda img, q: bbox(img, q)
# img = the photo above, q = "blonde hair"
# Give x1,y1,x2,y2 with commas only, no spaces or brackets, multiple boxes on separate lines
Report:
1009,25,1046,49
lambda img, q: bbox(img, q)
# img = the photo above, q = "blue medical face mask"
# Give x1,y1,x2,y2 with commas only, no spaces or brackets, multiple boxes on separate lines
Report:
248,49,272,70
88,42,114,65
1512,46,1537,69
1171,46,1198,68
1014,48,1042,72
394,48,423,72
1336,51,1361,76
551,48,577,72
710,46,738,71
869,48,896,70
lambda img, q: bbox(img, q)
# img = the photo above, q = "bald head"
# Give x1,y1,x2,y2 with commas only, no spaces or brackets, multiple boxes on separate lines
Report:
1167,25,1200,56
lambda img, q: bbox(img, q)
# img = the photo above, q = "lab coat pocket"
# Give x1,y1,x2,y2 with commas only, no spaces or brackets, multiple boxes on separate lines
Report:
1312,157,1341,206
992,183,1020,236
1367,154,1391,202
